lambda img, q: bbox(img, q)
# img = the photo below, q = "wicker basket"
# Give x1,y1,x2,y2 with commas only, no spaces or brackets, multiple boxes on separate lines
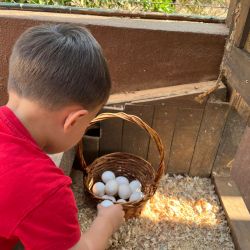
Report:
79,112,165,219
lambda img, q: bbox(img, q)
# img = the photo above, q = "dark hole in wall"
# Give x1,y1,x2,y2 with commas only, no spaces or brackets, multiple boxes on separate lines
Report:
85,124,100,137
222,75,232,102
73,123,101,170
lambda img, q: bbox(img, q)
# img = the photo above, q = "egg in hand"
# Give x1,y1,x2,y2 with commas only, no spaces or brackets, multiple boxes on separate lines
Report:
100,200,114,207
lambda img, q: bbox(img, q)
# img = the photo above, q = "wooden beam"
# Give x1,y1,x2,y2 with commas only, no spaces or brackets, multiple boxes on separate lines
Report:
107,81,226,106
231,126,250,212
240,10,250,49
234,0,250,47
226,0,238,28
213,176,250,250
224,47,250,106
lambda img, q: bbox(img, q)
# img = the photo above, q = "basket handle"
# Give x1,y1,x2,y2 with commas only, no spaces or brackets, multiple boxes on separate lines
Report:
79,112,165,184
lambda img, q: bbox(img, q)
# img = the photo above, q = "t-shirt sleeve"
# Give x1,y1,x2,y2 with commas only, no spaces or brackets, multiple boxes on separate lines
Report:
14,184,81,250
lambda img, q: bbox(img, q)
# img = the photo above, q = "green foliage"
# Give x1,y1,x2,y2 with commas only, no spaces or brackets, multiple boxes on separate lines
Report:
0,0,228,17
0,0,175,13
142,0,175,13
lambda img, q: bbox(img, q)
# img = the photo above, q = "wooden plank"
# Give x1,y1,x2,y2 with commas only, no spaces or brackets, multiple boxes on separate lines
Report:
107,81,226,106
224,47,250,106
122,104,154,159
240,11,250,49
82,135,99,165
234,0,250,47
226,0,238,28
230,90,250,121
189,101,230,177
133,93,207,108
133,85,226,107
213,107,248,177
213,176,250,250
167,107,204,174
99,106,124,156
231,126,250,212
244,31,250,53
147,104,177,172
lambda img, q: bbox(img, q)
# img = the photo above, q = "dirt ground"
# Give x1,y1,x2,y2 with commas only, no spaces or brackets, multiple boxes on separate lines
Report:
71,169,234,250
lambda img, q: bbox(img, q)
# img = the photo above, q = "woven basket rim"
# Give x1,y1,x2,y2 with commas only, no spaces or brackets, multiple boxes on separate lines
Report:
79,112,166,185
85,151,152,172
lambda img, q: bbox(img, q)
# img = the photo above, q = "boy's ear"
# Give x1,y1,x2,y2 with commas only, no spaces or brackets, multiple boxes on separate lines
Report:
63,109,88,132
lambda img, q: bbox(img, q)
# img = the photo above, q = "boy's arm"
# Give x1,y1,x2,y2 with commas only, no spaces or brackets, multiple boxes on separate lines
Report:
71,205,124,250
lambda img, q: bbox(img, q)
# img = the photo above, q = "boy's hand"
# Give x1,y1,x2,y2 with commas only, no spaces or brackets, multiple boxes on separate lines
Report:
70,205,125,250
97,204,125,233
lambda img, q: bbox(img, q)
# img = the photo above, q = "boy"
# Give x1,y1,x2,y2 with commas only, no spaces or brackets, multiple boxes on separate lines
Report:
0,24,124,250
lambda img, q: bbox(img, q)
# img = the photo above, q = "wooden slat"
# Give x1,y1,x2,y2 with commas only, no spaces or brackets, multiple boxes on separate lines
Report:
226,0,238,28
234,0,250,47
213,107,248,176
167,107,204,174
99,106,124,156
214,176,250,250
244,31,250,53
122,104,154,158
224,47,250,106
241,11,250,49
189,101,230,177
230,90,250,121
231,126,250,212
107,81,226,106
147,104,177,172
133,93,207,108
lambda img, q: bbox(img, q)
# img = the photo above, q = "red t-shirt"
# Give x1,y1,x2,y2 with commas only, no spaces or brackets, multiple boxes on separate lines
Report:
0,106,81,250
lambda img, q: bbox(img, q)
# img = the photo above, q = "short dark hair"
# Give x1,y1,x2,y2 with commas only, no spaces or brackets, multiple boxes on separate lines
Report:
8,23,111,110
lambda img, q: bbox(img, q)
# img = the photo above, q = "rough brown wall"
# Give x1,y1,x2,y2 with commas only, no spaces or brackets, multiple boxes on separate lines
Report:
0,10,228,105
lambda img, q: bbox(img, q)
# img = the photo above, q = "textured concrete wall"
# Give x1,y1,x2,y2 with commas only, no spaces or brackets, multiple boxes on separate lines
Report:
0,10,228,105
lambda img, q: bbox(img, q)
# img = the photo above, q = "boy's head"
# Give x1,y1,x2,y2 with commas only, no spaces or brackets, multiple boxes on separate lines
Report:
8,23,111,110
8,24,111,153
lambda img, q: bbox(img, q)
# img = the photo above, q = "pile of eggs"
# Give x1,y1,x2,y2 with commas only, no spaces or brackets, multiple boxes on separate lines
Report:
92,171,144,207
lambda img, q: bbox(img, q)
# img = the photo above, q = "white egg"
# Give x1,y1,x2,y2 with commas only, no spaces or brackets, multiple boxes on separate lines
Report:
116,176,129,185
129,180,142,192
129,191,144,203
117,199,126,203
101,171,116,183
118,184,132,200
105,180,118,196
100,200,113,207
92,182,105,197
102,195,116,202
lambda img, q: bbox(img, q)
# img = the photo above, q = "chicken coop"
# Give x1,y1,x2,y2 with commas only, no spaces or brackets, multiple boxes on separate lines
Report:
0,0,249,248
